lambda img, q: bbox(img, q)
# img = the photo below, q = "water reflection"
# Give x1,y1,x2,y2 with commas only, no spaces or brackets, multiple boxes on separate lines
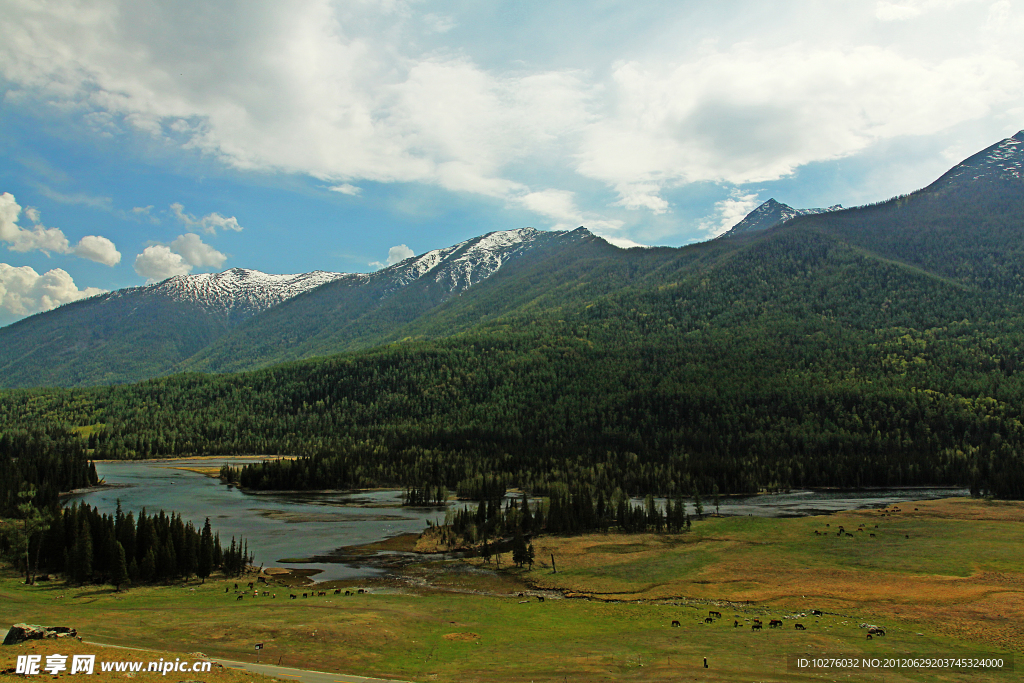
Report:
66,459,446,582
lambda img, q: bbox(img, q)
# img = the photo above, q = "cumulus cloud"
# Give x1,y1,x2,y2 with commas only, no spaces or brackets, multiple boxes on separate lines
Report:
1,1,1022,243
369,243,415,269
170,233,227,268
72,235,122,266
134,245,192,283
699,191,762,238
0,192,121,264
171,203,243,234
0,263,106,317
133,233,228,282
329,183,362,196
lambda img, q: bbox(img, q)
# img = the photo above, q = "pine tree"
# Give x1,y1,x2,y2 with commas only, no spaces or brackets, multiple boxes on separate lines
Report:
198,518,214,583
110,541,129,591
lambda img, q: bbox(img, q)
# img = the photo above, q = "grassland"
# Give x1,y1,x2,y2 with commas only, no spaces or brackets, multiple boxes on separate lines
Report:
1,497,1021,682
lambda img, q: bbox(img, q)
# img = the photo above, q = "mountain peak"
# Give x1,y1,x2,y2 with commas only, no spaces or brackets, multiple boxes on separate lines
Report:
719,199,842,239
929,131,1024,190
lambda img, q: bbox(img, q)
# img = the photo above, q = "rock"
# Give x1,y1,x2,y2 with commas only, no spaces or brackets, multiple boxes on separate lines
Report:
3,624,77,645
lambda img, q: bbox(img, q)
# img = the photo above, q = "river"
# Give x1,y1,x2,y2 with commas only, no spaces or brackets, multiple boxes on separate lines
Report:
67,459,970,582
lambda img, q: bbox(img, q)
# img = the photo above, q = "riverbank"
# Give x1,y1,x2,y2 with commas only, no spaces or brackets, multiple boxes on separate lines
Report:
6,496,1018,682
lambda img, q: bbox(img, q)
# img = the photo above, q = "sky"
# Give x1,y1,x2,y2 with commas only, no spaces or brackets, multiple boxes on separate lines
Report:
1,0,1023,326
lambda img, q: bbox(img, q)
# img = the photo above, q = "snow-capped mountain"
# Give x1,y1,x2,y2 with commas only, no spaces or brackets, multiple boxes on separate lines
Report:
381,227,588,293
719,199,843,238
116,268,356,321
929,130,1024,189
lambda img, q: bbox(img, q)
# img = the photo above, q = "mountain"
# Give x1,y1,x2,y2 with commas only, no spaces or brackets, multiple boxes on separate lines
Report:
719,199,842,238
5,130,1024,498
0,267,348,388
0,227,599,386
927,129,1024,189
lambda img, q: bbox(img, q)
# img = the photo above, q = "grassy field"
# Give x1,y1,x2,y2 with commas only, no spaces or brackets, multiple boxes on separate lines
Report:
1,497,1021,682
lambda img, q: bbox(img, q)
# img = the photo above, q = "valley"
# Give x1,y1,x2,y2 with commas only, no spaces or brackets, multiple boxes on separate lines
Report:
2,497,1021,682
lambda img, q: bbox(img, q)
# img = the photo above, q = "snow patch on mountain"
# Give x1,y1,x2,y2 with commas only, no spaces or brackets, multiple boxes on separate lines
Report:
112,268,354,319
931,130,1024,187
720,199,843,238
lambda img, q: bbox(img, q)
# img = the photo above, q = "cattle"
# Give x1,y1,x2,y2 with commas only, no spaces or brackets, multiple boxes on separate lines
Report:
358,589,366,594
845,533,854,537
810,610,822,616
258,576,266,583
225,587,229,593
517,592,524,597
704,617,714,624
247,582,254,589
905,535,910,539
671,620,681,628
709,611,722,618
290,594,297,599
234,583,238,589
870,533,876,537
345,590,352,596
236,595,243,601
334,589,341,595
302,593,308,598
868,627,885,636
794,623,806,630
751,623,762,631
537,596,544,602
263,591,270,596
769,619,783,628
814,530,820,535
733,620,740,628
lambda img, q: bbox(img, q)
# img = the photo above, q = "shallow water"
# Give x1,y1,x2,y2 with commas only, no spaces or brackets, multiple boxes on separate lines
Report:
68,460,969,581
66,459,446,582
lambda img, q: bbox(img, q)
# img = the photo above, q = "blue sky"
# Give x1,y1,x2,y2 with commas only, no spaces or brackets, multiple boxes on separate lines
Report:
2,0,1023,326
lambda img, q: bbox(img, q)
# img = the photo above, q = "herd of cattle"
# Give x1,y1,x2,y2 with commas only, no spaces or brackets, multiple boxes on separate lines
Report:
813,506,918,540
226,577,370,601
675,610,821,631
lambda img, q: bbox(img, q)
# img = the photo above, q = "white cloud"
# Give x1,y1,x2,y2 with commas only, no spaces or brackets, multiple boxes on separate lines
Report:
0,263,106,317
1,192,121,264
369,243,415,269
171,203,243,234
699,190,762,238
133,245,192,283
329,183,362,196
170,233,227,268
72,235,122,266
1,1,1022,244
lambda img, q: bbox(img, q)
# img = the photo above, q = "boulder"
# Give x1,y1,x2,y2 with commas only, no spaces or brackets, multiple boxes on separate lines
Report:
3,624,77,645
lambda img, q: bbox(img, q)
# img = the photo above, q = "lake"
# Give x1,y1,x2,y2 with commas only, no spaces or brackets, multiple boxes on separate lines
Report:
67,459,970,582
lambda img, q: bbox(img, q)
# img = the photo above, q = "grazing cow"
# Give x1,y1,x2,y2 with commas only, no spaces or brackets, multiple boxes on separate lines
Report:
302,593,308,598
236,595,243,601
870,533,876,537
537,596,544,602
263,591,270,596
704,617,714,624
334,589,341,595
258,576,266,583
248,582,254,589
826,524,830,527
671,620,681,628
751,623,762,631
845,533,854,537
709,611,722,618
794,623,806,630
345,590,352,596
810,610,822,616
814,530,820,535
358,589,366,594
290,594,297,599
905,535,909,539
868,627,885,636
769,619,783,628
517,592,524,597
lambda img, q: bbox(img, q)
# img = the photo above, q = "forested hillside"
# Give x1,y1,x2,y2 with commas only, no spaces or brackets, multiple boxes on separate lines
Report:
3,133,1024,499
